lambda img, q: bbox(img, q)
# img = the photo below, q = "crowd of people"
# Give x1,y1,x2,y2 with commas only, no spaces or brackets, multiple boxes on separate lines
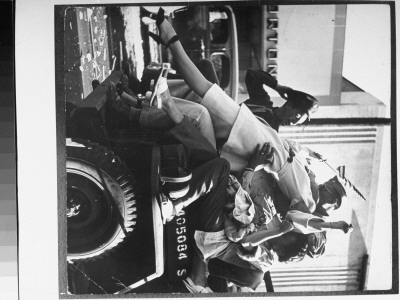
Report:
107,7,353,293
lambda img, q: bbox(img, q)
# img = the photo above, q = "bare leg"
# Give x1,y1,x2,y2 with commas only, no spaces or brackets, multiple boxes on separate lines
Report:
158,89,184,124
158,19,213,99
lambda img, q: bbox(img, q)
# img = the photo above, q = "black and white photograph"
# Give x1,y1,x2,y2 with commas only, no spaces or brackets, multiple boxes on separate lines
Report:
15,0,397,299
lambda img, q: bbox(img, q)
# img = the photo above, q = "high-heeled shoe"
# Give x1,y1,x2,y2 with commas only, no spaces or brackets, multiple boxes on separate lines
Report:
116,74,135,97
140,6,158,20
107,82,132,115
146,7,180,49
147,63,172,109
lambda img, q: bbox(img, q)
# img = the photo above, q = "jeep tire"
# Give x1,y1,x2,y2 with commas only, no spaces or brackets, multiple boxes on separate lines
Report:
66,139,138,261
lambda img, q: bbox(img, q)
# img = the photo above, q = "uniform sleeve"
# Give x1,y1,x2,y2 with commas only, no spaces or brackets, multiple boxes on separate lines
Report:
246,70,278,89
245,70,275,108
286,209,325,234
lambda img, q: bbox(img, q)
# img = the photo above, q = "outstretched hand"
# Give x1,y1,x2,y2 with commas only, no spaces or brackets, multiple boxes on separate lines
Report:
248,143,274,172
339,221,353,234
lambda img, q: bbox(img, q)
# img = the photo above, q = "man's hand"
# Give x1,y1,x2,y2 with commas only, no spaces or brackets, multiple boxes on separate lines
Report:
338,221,353,234
247,143,274,172
276,84,293,100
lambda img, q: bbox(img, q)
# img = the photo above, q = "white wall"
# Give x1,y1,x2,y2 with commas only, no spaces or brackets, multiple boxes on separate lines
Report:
342,5,391,117
277,5,336,97
364,126,392,290
342,4,393,290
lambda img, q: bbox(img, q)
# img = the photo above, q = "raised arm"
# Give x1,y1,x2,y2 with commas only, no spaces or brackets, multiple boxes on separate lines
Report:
240,219,294,249
308,219,353,233
245,70,277,91
245,70,275,107
245,69,295,104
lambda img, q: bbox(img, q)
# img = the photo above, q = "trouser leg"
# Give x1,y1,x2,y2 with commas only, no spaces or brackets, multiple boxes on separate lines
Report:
138,105,175,129
175,157,229,288
173,98,216,149
167,117,217,169
208,256,264,290
177,158,229,232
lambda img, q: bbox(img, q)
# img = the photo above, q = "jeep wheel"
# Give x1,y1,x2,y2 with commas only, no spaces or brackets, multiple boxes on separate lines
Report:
66,139,137,261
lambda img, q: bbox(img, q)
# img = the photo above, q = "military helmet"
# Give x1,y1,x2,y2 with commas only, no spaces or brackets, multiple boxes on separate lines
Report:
322,175,347,207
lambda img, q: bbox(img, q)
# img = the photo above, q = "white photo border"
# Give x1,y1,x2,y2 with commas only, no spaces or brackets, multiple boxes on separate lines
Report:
16,0,399,299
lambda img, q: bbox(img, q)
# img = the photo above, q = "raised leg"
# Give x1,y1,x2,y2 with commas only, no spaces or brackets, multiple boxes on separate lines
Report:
157,17,213,99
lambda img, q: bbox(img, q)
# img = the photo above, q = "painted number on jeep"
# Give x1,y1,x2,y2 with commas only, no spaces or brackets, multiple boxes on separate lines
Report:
166,208,190,281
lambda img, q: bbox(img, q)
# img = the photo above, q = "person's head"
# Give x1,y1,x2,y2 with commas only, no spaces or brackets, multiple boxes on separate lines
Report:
270,231,308,263
306,231,327,258
275,90,319,126
315,176,347,217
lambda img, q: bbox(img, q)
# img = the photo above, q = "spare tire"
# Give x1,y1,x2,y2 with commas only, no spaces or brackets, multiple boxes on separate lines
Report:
66,138,138,261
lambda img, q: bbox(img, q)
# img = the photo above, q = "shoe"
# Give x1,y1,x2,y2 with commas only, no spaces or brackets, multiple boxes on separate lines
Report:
116,74,136,98
140,6,158,20
183,277,213,293
147,7,180,49
148,32,180,49
148,63,171,109
107,82,131,115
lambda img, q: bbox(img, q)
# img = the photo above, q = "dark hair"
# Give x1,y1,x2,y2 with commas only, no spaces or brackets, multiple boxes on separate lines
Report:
286,90,319,115
271,231,308,263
